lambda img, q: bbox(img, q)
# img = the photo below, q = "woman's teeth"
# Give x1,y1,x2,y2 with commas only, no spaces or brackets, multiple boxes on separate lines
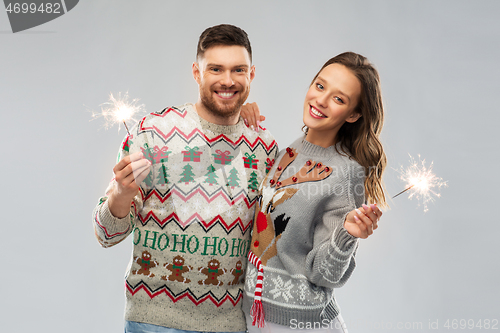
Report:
310,106,325,117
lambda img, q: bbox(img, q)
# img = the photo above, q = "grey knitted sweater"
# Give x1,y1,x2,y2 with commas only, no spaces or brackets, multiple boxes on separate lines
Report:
242,136,365,327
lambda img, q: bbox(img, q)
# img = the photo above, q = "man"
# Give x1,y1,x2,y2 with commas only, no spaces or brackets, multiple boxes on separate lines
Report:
92,24,278,332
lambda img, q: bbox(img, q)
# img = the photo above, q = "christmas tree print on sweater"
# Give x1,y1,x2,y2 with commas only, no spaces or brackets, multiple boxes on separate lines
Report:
248,171,259,192
226,167,240,189
143,168,156,188
157,163,170,185
204,164,219,186
179,164,195,184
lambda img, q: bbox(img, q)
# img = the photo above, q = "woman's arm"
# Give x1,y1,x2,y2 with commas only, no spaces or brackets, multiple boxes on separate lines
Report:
305,164,380,288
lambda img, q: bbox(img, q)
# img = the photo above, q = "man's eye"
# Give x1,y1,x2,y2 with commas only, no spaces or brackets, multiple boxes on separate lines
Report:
211,68,220,72
235,68,246,73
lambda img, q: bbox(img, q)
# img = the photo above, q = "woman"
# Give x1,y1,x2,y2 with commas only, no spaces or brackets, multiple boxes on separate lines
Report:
240,52,387,333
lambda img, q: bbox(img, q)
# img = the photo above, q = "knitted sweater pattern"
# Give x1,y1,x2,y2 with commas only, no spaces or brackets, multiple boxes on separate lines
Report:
92,104,278,331
242,137,365,326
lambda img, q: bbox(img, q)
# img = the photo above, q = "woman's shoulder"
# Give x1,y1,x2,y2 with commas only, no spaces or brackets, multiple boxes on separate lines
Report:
333,145,365,180
282,136,305,152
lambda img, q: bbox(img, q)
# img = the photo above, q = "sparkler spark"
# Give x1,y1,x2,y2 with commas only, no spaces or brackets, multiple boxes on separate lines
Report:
91,92,145,134
394,154,447,212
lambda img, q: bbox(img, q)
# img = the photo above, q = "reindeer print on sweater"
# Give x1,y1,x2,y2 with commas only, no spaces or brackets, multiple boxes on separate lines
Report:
250,147,333,265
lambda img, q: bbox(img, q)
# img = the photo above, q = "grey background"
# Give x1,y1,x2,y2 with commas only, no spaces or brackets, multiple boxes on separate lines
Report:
1,1,499,332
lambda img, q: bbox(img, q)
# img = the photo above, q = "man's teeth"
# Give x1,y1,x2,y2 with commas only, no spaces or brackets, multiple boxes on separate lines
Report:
218,92,235,97
310,107,325,117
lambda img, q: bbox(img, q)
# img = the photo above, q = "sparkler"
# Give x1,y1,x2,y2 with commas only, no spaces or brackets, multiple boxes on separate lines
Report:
91,92,145,135
393,154,447,212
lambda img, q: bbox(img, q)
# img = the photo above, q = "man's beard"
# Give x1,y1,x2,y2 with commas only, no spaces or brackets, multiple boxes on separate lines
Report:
200,88,249,120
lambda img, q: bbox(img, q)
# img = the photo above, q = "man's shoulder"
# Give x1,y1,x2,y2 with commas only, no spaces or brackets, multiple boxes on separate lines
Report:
240,124,278,152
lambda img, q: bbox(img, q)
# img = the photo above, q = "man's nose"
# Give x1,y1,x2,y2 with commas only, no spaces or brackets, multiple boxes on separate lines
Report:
220,71,234,87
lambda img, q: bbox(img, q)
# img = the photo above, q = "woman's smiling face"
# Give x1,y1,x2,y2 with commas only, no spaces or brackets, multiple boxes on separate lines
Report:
303,63,362,145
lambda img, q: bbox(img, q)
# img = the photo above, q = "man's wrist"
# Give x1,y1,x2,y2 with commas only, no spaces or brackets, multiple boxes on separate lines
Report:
108,191,132,218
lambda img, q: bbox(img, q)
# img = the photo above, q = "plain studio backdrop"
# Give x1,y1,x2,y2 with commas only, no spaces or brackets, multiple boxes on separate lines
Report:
1,1,499,332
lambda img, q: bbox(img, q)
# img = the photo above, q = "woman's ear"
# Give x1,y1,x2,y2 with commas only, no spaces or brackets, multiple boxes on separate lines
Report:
346,112,362,123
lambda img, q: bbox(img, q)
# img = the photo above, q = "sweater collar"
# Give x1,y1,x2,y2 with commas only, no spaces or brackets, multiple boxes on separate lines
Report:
297,137,345,158
185,103,246,136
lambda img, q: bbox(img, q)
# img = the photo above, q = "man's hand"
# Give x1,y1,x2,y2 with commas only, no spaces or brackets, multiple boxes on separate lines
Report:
240,102,266,132
344,204,382,239
108,152,151,218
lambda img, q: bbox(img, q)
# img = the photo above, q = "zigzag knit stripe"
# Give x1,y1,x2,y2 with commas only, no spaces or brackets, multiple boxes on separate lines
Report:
136,111,277,151
139,185,259,207
125,280,243,306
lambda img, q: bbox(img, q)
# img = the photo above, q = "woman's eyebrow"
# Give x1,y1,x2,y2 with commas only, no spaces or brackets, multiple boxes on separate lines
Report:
317,75,351,103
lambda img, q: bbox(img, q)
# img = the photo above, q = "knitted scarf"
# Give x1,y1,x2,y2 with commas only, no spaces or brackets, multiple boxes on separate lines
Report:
247,251,265,328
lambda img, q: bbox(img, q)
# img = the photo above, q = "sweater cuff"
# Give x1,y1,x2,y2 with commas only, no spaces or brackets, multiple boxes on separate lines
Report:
332,225,358,253
98,199,132,231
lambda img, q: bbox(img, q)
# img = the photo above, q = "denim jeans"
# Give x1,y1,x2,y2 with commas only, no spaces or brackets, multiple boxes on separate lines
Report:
124,321,247,333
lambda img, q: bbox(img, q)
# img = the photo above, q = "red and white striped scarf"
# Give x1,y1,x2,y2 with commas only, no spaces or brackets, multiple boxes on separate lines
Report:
247,251,265,328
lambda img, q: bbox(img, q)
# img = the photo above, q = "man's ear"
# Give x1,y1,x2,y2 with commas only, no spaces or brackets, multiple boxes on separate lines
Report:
346,112,361,123
192,62,201,84
249,65,256,82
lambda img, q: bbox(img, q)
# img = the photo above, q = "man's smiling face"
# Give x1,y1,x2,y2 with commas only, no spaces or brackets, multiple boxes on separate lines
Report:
193,45,255,120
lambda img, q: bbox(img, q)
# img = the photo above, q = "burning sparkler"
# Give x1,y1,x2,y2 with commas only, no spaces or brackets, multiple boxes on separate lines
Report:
393,154,447,212
91,92,145,135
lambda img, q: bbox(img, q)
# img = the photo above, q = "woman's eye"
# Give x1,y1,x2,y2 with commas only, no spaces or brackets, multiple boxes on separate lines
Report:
316,83,324,90
334,96,344,103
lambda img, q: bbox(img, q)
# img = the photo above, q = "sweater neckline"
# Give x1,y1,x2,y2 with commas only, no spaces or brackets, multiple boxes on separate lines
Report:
297,137,345,158
186,103,246,136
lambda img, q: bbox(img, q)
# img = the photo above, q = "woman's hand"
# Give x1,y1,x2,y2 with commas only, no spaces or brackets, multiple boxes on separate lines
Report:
240,102,266,132
344,204,382,239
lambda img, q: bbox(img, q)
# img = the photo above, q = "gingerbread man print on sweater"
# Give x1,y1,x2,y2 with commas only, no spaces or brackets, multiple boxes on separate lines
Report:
228,260,244,285
162,255,193,283
251,148,333,265
132,250,158,277
198,259,226,286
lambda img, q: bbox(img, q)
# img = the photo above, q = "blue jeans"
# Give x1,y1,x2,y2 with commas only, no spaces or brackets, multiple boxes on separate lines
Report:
124,321,246,333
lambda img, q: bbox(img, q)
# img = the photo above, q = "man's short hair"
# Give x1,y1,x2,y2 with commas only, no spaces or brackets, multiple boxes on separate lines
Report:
197,24,252,62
